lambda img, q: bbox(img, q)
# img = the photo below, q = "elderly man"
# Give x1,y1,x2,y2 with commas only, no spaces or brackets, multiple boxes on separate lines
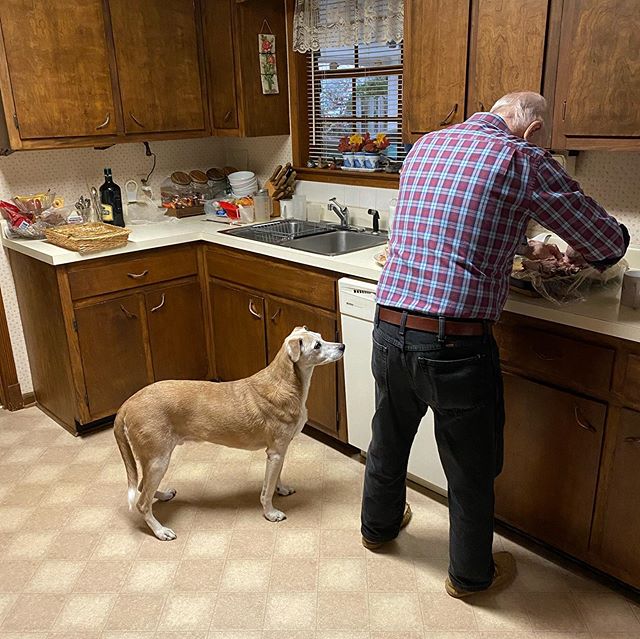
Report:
361,92,629,597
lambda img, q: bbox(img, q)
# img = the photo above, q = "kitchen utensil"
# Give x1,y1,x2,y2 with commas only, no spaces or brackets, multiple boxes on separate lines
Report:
90,187,103,222
124,180,139,204
621,269,640,309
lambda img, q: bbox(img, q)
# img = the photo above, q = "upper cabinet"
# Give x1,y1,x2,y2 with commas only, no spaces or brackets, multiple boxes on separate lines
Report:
0,0,118,143
553,0,640,149
202,0,290,137
108,0,207,135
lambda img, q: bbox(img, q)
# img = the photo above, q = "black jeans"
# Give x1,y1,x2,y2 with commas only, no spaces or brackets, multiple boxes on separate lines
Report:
361,307,505,591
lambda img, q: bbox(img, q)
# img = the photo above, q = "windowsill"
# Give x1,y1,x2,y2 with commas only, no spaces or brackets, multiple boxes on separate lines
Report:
295,167,400,189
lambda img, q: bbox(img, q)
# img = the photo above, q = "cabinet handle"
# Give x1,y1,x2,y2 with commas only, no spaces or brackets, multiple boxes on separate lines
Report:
270,307,281,322
624,436,640,445
248,299,262,319
96,113,111,130
151,294,165,313
562,100,567,121
439,103,458,126
120,305,137,319
129,112,145,128
223,110,232,122
127,270,149,279
574,406,596,433
532,347,560,361
479,101,485,112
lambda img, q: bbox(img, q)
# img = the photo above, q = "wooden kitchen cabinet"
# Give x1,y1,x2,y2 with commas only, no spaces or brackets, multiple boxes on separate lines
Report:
265,296,339,437
0,0,118,147
495,373,606,555
76,294,152,420
108,0,208,136
553,0,640,149
202,0,290,137
209,279,268,382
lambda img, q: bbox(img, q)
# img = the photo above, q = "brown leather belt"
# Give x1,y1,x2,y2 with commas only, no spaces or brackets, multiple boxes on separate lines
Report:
378,307,488,336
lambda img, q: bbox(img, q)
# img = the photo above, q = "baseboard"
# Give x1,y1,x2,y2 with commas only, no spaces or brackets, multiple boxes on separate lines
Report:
21,391,36,407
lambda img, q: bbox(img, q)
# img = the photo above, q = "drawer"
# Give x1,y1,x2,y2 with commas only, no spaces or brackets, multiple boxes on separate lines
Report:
67,246,198,300
206,246,336,311
494,322,615,395
622,353,640,409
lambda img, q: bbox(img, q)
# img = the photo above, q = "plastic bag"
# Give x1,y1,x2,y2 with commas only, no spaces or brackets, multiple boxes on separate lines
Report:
125,194,169,225
1,199,72,239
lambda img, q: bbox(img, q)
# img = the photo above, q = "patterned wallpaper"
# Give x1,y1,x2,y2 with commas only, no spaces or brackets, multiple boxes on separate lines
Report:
1,134,639,398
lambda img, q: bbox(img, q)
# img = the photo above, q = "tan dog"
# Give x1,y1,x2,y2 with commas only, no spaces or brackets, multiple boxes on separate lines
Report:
114,326,345,540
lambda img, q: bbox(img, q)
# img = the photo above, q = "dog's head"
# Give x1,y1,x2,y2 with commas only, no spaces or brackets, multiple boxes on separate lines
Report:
285,326,345,367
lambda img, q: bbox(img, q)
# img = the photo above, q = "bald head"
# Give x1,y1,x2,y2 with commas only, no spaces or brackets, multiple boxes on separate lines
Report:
490,91,547,143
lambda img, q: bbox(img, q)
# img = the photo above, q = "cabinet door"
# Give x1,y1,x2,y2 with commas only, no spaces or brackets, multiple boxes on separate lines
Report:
108,0,206,134
554,0,640,143
593,409,640,588
210,279,267,381
265,296,338,436
403,0,470,141
75,294,152,420
466,0,550,116
0,0,117,139
145,280,208,382
495,374,606,555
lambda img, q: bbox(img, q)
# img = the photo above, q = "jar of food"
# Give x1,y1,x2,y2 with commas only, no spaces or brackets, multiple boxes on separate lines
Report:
189,170,214,203
161,172,197,209
206,167,230,198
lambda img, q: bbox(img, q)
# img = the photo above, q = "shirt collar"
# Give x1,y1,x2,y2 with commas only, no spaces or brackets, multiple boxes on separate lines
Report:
467,111,511,134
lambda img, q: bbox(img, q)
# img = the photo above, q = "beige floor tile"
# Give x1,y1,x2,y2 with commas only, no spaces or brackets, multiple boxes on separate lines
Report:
0,428,27,447
1,593,65,632
419,592,478,631
73,560,133,593
413,555,451,592
46,530,100,560
524,592,587,632
191,499,239,530
21,503,74,530
82,482,129,505
0,593,18,623
184,530,231,558
0,463,29,484
369,592,423,632
317,591,369,630
0,561,40,592
270,557,318,592
219,559,271,592
395,529,450,559
371,633,425,639
98,462,129,484
2,446,45,464
123,561,178,592
318,558,366,591
274,528,319,557
173,559,224,591
207,631,261,639
137,534,187,560
321,502,361,529
20,463,65,484
169,462,212,483
367,555,418,591
157,593,216,631
25,560,85,593
228,528,276,559
52,593,115,632
0,506,34,532
5,531,58,559
320,529,366,557
103,632,157,639
58,463,102,483
0,483,46,506
534,633,590,639
573,592,640,633
317,632,368,639
209,592,266,630
264,592,317,629
471,591,533,632
74,445,112,464
64,506,116,532
92,530,144,559
41,483,87,505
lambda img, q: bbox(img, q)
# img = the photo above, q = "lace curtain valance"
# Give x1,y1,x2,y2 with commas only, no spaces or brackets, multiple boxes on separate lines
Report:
292,0,404,53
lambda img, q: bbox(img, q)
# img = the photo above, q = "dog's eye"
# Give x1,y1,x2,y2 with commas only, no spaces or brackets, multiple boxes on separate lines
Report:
314,342,321,350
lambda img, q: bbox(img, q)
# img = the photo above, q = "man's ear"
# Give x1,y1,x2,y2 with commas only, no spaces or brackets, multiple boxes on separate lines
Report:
523,119,543,142
286,337,303,362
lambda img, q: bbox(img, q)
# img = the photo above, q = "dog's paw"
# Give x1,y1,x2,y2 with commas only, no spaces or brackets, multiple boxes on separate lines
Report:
264,509,287,522
276,484,296,496
156,488,177,502
154,526,177,541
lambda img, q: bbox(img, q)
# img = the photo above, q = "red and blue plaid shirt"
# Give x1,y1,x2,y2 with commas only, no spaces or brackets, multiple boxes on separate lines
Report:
377,112,626,320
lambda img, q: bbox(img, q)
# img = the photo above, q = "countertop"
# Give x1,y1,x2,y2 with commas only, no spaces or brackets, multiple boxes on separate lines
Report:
4,216,640,343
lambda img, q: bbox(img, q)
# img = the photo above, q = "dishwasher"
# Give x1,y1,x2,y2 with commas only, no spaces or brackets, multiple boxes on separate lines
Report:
338,278,447,496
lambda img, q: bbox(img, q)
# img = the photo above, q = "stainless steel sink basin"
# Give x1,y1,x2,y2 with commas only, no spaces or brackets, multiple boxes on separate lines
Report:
283,230,387,256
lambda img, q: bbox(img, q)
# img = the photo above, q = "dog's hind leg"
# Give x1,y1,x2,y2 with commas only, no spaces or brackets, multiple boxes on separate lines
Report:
276,467,296,497
137,480,177,503
137,454,176,541
261,448,287,522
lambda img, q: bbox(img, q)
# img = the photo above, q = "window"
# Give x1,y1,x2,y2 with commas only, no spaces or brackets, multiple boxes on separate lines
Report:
306,41,404,164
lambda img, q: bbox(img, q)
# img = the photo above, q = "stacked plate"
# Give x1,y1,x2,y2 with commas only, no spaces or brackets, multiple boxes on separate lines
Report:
229,171,258,197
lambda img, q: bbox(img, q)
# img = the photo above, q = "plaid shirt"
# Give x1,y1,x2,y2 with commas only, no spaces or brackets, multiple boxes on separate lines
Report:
377,112,626,320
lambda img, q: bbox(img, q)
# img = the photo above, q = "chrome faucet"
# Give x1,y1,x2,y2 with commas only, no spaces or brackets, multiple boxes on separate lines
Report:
328,197,349,228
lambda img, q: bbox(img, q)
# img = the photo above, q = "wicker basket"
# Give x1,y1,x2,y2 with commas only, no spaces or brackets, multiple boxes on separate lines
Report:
44,222,130,255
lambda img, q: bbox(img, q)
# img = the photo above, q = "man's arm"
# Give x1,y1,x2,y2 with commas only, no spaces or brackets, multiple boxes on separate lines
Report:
529,154,629,266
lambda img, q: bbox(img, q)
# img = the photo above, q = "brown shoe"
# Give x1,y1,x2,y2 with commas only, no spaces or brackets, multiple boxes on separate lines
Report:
362,503,413,551
445,551,516,598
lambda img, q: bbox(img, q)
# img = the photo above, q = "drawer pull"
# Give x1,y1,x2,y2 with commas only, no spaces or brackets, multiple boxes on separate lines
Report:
120,305,137,319
129,112,145,128
127,270,149,279
151,294,165,313
624,436,640,445
574,406,596,433
96,112,111,130
270,307,281,322
439,103,458,126
533,347,560,361
248,299,262,320
479,101,485,112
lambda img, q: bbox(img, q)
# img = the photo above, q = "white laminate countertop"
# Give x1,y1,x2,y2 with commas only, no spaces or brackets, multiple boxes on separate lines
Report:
4,216,640,343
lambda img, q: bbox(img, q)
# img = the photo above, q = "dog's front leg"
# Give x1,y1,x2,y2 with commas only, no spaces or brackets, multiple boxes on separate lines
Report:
261,449,287,522
276,466,296,497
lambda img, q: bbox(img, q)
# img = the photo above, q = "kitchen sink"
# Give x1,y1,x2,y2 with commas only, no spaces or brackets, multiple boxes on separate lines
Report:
223,218,387,256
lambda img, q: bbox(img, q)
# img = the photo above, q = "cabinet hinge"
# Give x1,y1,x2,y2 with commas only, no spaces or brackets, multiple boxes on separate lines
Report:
72,318,78,332
12,113,19,130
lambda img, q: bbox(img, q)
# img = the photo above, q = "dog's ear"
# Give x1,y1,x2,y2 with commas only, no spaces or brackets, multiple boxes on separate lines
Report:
286,337,303,362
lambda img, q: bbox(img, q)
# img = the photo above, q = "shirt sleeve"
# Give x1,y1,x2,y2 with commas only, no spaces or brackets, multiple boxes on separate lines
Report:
529,154,627,264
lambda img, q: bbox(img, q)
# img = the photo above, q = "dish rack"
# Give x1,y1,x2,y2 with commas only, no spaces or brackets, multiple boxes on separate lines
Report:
250,219,333,244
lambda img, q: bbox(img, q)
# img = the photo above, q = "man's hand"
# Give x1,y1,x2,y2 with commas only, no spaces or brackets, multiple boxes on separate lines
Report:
563,245,588,266
525,240,562,260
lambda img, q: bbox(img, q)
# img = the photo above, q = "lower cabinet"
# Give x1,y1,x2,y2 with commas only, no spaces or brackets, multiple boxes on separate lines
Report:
495,373,606,555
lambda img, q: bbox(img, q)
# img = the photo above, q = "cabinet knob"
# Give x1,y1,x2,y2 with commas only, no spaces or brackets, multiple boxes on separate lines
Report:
574,406,596,433
96,113,111,130
119,305,137,319
270,307,281,322
439,103,458,126
127,270,149,279
479,101,485,112
248,299,262,319
129,112,146,128
151,294,166,313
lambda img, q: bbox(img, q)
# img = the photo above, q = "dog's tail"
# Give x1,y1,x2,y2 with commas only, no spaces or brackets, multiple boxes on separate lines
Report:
113,406,138,511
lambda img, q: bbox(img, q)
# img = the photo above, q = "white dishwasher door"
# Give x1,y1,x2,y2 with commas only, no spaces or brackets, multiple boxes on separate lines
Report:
338,278,447,495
